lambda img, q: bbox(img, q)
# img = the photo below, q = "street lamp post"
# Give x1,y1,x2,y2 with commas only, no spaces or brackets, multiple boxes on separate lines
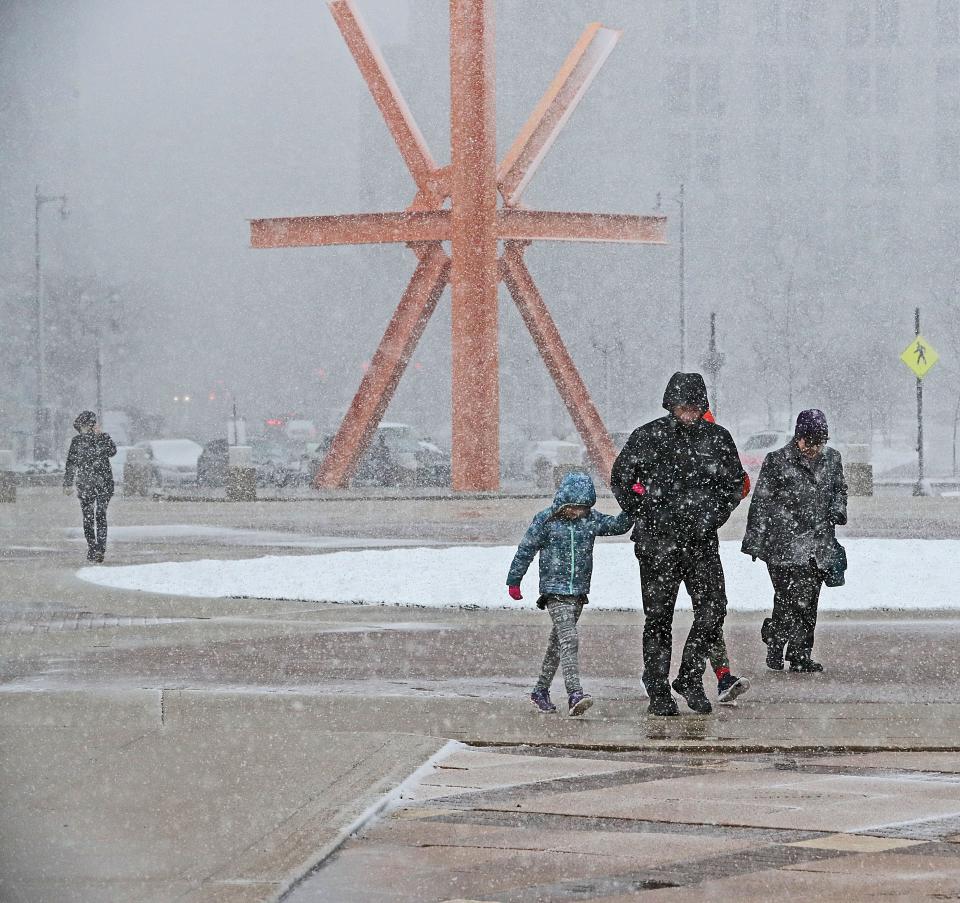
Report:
33,185,68,460
656,183,686,370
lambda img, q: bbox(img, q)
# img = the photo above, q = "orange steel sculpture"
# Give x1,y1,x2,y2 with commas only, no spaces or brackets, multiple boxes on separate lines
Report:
250,0,666,491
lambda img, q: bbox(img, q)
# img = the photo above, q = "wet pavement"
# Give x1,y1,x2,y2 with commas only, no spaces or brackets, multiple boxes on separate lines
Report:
2,488,960,901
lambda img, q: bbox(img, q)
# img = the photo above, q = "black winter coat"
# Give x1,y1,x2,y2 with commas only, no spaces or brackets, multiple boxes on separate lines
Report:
741,441,847,566
611,416,746,552
64,433,117,496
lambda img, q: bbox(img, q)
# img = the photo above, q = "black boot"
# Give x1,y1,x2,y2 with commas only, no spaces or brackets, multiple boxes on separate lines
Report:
766,643,784,671
788,654,823,673
672,676,712,714
647,691,680,716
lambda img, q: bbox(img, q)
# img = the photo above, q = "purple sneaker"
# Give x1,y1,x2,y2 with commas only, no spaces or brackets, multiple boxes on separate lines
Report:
530,688,557,714
567,691,593,717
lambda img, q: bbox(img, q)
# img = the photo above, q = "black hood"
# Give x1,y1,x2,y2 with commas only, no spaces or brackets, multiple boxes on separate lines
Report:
662,372,709,414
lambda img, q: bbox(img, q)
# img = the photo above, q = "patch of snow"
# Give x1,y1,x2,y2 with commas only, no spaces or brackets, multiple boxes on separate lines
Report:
64,524,445,549
77,539,960,611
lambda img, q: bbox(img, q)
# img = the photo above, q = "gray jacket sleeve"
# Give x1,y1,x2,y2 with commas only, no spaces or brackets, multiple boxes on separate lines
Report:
829,451,848,526
741,454,777,559
63,437,78,488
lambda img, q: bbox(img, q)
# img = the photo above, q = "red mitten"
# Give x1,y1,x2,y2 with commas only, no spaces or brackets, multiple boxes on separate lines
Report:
632,482,646,495
508,585,523,601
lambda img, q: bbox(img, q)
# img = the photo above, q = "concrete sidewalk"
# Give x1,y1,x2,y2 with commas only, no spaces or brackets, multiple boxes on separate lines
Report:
3,488,960,901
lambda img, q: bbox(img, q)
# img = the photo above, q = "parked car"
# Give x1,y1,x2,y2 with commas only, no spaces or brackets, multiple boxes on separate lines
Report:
136,439,202,487
109,446,136,484
251,438,298,488
353,422,451,487
738,430,792,476
414,439,451,487
197,439,230,487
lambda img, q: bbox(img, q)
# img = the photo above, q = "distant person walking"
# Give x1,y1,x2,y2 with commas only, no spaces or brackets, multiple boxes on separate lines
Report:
506,472,633,717
63,411,117,563
742,409,847,673
611,373,747,716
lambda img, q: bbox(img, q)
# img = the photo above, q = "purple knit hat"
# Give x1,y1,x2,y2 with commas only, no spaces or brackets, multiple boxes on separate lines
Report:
794,409,829,443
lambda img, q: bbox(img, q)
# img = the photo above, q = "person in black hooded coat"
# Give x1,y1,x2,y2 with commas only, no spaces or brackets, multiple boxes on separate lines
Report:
63,411,117,562
611,372,746,716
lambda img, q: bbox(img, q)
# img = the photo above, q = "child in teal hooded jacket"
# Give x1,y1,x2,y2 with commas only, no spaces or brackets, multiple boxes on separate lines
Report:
507,472,633,716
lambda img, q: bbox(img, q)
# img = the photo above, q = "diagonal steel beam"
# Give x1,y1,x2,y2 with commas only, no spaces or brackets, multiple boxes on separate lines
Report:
500,241,618,483
498,23,620,206
328,0,448,201
315,244,451,488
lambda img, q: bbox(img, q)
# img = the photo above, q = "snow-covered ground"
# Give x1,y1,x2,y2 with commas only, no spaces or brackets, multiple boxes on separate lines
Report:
78,539,959,612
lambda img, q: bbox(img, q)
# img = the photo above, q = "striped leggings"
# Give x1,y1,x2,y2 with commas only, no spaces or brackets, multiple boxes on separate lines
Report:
534,595,584,695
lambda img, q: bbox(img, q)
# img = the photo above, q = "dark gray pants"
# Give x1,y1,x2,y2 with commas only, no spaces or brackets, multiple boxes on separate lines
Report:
534,596,584,695
767,560,823,659
79,491,111,554
636,539,728,694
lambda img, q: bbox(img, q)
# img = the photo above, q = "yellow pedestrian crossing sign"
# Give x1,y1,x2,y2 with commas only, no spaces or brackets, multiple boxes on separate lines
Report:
900,335,939,378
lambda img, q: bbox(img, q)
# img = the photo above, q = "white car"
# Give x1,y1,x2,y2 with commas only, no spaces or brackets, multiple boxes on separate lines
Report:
136,439,202,487
739,430,791,476
109,446,134,484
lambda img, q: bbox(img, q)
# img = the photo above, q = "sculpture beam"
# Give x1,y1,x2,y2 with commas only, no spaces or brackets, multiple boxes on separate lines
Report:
498,23,621,206
316,245,451,488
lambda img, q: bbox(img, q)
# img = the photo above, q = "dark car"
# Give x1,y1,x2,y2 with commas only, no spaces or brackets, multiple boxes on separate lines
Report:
197,439,230,487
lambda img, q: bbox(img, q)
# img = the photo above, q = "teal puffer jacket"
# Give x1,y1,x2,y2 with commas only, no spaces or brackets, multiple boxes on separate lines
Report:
506,472,633,596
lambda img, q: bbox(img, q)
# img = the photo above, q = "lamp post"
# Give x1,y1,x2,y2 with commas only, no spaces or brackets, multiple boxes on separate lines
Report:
701,312,725,418
33,185,68,460
656,183,686,370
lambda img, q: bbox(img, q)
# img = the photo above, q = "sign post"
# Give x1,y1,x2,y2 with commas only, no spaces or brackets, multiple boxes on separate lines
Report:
899,309,939,496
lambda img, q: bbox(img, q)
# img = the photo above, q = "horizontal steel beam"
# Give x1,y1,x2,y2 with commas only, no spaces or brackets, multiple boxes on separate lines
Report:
252,210,667,248
498,210,666,243
250,212,450,248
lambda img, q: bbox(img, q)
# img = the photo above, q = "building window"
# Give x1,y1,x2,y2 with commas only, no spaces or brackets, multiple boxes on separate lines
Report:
876,135,901,183
937,133,960,182
937,0,960,44
875,63,899,114
874,0,899,45
845,63,871,115
666,2,691,43
695,0,720,41
875,201,901,250
846,135,872,182
758,62,781,116
667,131,691,183
697,134,721,186
757,130,782,183
937,60,960,114
783,133,810,182
757,0,781,43
695,62,723,116
665,60,691,115
845,0,871,46
784,63,811,117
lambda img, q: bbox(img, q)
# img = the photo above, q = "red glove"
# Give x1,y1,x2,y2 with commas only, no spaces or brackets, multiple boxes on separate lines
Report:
741,474,751,499
632,482,646,495
508,585,522,601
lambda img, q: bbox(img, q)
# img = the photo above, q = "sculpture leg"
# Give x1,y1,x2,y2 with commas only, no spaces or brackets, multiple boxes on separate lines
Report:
315,244,450,488
500,241,617,483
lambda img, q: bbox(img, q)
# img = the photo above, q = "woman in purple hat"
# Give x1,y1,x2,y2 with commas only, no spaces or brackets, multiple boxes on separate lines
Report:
741,409,847,673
